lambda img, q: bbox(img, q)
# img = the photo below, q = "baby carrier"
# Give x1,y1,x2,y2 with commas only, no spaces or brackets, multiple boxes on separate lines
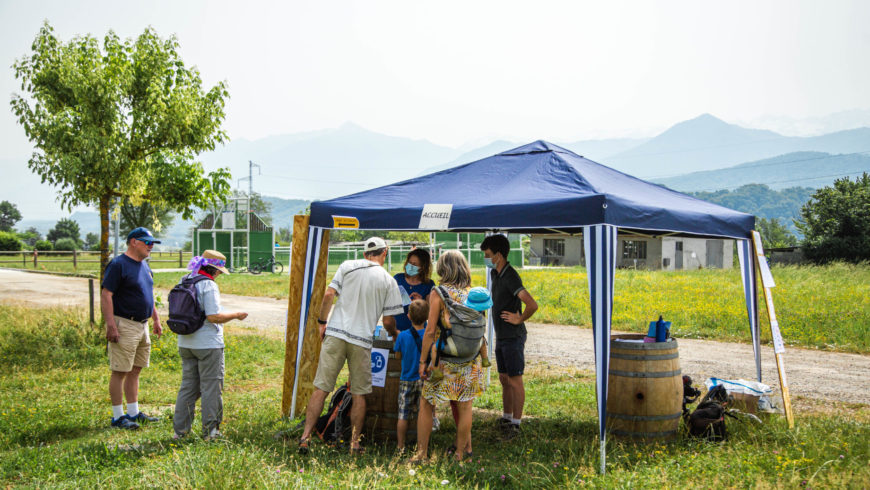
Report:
432,286,487,364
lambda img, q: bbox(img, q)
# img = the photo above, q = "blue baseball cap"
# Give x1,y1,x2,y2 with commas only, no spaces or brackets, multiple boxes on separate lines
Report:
464,286,493,311
126,227,161,244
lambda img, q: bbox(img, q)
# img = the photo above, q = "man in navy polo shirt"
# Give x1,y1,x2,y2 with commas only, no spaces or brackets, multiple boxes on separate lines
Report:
100,227,164,430
480,234,538,439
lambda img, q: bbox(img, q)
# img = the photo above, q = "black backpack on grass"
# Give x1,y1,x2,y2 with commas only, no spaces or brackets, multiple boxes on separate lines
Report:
167,274,212,335
315,383,353,444
685,384,736,441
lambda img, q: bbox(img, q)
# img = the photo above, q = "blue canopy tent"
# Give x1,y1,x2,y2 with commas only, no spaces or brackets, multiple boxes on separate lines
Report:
291,141,762,473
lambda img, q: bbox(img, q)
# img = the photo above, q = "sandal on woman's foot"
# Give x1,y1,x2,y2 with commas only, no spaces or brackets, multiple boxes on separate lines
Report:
298,438,310,455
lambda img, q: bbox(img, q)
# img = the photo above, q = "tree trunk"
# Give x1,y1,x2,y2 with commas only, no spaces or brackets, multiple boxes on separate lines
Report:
99,194,111,283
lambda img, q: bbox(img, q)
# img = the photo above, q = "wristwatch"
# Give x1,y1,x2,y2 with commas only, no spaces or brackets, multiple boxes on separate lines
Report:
317,318,327,325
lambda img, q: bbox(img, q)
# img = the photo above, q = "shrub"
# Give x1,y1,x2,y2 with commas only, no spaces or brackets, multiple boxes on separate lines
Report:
0,231,23,251
53,238,78,251
34,239,53,251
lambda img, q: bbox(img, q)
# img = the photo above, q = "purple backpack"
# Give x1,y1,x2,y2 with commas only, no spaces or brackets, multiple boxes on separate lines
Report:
167,274,212,335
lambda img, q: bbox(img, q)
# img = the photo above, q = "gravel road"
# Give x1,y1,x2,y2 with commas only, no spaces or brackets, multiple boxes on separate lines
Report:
2,268,867,405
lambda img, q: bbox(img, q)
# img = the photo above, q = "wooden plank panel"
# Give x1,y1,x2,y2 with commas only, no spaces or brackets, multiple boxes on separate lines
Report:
294,229,331,417
281,215,310,417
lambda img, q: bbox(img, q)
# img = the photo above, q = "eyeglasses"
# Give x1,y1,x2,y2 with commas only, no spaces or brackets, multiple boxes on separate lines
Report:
138,239,155,247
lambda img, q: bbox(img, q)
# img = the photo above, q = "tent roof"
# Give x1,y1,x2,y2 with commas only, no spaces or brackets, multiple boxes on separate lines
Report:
310,140,755,239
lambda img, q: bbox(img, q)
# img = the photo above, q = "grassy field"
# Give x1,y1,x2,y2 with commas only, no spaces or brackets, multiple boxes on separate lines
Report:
152,262,870,354
0,306,867,488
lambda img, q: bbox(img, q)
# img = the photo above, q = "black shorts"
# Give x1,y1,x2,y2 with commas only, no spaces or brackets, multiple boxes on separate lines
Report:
494,333,526,377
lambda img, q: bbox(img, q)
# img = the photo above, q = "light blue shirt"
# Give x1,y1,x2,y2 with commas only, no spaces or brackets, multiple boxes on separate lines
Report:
176,274,224,349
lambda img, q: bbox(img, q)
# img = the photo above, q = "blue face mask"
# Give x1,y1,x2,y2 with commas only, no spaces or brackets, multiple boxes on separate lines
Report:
484,257,496,269
405,264,420,276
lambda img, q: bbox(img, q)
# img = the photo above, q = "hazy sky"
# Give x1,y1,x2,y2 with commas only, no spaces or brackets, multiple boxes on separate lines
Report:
3,0,870,155
2,0,870,217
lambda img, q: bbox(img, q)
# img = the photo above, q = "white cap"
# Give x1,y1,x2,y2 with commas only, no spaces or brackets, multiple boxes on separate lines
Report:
364,236,387,252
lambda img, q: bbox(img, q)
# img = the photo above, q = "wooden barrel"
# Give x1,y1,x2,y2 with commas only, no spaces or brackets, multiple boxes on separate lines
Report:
363,339,417,441
606,334,682,440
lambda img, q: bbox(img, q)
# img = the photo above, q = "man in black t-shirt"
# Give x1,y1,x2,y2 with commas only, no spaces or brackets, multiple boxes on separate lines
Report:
100,227,164,430
480,235,538,439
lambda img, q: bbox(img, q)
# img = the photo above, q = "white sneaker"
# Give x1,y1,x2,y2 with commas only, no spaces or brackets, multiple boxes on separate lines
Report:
204,428,223,441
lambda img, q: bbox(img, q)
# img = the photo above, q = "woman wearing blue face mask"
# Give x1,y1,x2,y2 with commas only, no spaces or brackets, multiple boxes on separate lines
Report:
392,248,435,332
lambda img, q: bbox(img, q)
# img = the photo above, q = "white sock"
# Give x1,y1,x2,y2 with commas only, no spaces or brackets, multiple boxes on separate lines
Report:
126,402,139,417
502,412,513,420
511,417,522,425
112,404,124,420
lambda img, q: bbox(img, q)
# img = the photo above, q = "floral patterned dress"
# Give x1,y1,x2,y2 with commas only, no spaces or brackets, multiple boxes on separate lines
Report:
422,284,487,404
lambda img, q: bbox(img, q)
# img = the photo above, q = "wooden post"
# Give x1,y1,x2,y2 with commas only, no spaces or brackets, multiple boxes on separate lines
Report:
294,229,330,417
179,249,183,268
282,215,311,417
33,250,38,268
750,231,795,428
22,251,26,267
89,279,95,325
73,250,78,271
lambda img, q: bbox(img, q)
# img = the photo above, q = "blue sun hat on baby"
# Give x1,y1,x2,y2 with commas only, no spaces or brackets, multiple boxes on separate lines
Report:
465,286,493,311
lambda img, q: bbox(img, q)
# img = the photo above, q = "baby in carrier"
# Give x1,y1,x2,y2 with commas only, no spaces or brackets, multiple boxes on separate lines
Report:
427,286,492,382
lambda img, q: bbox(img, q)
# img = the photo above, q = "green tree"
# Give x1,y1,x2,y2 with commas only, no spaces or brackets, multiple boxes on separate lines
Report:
84,232,99,250
796,173,870,263
47,217,81,246
119,201,174,236
54,237,78,251
34,239,53,251
0,231,23,251
0,201,22,232
18,226,42,247
11,23,232,279
756,217,797,249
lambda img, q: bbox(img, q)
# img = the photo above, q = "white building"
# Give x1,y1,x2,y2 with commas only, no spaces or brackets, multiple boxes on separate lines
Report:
529,234,734,270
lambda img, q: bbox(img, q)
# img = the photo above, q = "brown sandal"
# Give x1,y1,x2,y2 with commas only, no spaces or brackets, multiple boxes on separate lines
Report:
298,438,310,455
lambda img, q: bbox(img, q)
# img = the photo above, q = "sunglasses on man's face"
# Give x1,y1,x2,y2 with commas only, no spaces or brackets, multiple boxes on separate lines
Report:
138,239,155,246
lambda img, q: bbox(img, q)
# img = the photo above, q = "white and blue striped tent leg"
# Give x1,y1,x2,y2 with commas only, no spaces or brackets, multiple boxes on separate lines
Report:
584,224,618,475
289,225,325,419
737,238,762,381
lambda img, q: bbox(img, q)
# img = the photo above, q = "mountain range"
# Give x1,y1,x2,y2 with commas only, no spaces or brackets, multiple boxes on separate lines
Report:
8,113,870,248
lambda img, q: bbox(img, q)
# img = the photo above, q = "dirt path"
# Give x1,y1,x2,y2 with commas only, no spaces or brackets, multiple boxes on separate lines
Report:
2,269,867,405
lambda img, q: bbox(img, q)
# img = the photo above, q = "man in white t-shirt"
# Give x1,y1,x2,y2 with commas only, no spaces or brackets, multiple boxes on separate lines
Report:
298,237,403,455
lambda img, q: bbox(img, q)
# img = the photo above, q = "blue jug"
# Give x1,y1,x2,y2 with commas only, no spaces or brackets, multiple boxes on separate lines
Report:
655,315,671,342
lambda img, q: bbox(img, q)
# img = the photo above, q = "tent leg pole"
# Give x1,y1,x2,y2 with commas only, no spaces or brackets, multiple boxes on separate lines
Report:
600,439,606,474
294,229,331,418
282,215,310,418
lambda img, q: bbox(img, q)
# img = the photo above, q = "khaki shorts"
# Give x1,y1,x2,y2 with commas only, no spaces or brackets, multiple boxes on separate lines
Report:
108,316,151,372
313,335,372,395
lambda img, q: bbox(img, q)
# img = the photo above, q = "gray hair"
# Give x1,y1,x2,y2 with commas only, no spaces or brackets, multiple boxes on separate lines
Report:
435,250,471,288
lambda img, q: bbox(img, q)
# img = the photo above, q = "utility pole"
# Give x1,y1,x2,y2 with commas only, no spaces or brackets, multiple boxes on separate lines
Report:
249,160,260,197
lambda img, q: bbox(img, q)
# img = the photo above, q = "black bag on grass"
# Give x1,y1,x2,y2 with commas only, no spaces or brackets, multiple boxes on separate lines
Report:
315,383,353,444
685,384,735,441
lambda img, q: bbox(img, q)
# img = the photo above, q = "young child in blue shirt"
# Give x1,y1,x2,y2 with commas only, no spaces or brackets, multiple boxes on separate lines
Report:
393,299,429,452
